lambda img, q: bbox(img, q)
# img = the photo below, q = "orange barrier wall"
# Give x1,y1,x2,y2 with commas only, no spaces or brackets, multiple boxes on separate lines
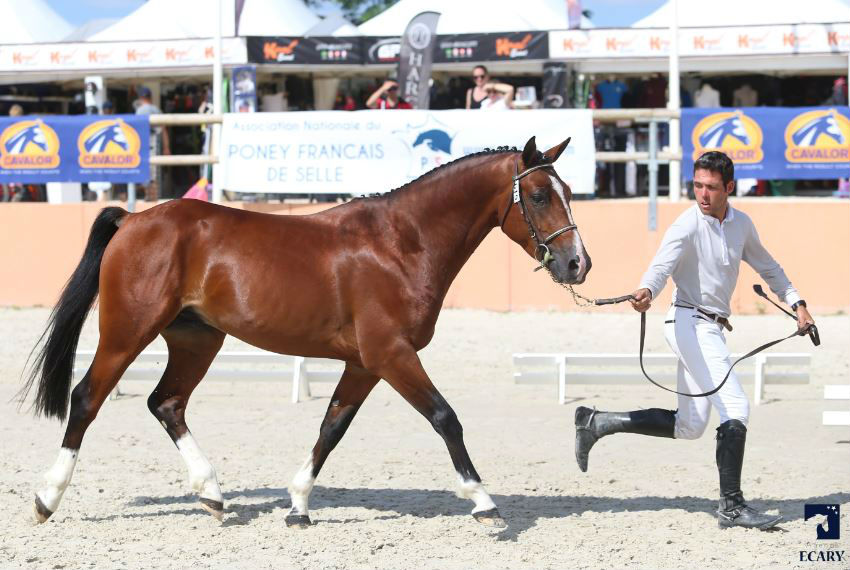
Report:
1,199,847,314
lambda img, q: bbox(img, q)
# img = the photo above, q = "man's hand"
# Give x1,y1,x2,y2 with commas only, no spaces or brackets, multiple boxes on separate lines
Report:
630,288,652,313
796,305,815,334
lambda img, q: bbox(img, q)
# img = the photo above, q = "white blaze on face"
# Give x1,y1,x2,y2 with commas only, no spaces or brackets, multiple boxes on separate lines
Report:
548,174,588,275
176,434,223,503
456,474,497,514
37,447,78,512
289,455,315,516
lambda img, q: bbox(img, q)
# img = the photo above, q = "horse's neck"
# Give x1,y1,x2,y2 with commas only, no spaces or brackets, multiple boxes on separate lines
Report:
394,155,511,285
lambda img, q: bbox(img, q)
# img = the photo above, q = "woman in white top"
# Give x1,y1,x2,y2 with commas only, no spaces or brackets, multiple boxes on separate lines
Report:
479,82,515,111
466,65,514,110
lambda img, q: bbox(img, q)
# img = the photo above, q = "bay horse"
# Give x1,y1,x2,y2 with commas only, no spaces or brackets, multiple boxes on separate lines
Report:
22,136,591,529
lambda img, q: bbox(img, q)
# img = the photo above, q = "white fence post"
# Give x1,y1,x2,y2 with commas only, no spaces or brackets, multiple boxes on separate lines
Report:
823,385,850,426
558,355,567,405
753,354,767,406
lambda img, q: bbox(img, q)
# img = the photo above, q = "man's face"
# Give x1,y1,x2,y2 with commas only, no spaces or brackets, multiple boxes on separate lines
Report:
693,168,733,220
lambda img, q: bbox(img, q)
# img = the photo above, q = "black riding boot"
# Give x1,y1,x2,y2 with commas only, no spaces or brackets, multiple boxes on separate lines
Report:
715,419,782,530
574,406,675,472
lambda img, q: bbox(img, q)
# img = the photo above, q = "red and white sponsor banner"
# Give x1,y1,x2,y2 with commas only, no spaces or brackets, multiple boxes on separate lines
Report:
550,23,850,59
0,38,247,72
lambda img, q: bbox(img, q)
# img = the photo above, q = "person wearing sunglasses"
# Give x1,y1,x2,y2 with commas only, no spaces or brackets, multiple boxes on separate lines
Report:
466,65,514,110
366,79,412,110
466,65,491,109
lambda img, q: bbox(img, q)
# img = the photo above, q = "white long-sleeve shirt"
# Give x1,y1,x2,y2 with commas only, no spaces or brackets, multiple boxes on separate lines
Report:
639,205,801,318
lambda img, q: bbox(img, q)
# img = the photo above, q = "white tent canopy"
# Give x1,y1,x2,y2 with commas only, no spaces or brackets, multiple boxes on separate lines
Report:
633,0,850,27
305,14,361,37
0,0,72,44
88,0,320,41
357,0,593,35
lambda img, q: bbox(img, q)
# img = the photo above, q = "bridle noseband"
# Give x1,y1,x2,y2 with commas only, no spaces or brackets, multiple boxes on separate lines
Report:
499,159,578,271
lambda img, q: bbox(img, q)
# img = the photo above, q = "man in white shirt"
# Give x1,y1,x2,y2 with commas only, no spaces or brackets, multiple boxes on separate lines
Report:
574,151,814,530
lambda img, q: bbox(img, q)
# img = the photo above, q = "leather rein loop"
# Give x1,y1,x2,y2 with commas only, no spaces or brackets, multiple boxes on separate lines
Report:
499,159,578,271
571,288,819,399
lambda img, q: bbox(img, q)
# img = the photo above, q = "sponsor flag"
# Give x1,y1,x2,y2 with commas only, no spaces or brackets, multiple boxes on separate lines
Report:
567,0,583,30
543,62,571,108
0,114,149,183
231,65,257,113
682,106,850,180
397,12,440,109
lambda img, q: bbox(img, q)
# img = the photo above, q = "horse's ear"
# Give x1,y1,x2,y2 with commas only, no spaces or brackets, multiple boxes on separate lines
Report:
543,137,571,163
521,136,538,167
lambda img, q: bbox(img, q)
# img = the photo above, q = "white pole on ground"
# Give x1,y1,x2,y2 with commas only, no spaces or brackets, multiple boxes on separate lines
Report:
212,0,223,203
667,0,681,202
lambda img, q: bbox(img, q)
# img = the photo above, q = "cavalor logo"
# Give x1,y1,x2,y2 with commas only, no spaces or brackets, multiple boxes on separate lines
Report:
692,110,763,163
0,119,60,169
77,119,141,168
784,109,850,163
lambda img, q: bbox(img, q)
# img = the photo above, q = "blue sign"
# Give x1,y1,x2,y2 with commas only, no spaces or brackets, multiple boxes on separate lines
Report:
682,106,850,180
0,114,149,183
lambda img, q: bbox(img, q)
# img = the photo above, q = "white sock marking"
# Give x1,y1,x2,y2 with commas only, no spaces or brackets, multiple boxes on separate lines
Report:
289,456,315,516
37,448,78,512
176,434,222,503
456,474,497,514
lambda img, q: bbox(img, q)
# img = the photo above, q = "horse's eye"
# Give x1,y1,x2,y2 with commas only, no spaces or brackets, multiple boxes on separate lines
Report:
530,190,547,205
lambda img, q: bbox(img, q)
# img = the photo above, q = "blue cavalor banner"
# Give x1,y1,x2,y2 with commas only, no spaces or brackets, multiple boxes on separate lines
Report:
682,106,850,180
0,114,149,183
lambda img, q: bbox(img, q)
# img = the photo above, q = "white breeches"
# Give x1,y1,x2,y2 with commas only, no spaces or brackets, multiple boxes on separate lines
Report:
664,305,750,440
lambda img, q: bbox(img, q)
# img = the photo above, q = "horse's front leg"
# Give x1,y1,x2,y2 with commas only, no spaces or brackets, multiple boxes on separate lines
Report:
370,341,506,528
286,364,379,528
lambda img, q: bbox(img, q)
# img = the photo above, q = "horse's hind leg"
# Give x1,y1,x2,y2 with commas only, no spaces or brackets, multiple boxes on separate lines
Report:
286,364,379,528
34,326,167,523
369,342,506,528
147,316,226,520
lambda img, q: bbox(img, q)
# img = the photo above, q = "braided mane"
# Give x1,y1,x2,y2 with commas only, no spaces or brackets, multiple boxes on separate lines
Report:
356,145,548,200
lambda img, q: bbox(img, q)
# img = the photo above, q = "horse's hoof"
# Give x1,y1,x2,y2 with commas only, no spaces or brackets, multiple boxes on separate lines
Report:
472,508,507,529
33,494,53,524
285,514,312,529
199,497,224,521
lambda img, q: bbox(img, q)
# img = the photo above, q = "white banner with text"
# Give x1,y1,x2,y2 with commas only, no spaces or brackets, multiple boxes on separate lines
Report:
220,110,595,194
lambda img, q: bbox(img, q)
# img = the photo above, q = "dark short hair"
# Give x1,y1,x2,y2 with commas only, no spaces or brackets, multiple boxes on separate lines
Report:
694,151,734,186
473,65,488,76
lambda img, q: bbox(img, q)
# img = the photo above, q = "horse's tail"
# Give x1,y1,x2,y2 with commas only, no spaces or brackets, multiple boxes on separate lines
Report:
19,206,129,421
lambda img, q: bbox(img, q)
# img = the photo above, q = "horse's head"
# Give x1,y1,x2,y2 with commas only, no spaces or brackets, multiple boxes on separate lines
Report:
498,136,591,284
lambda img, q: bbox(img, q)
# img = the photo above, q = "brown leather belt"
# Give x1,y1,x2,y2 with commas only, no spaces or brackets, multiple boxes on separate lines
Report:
674,303,733,332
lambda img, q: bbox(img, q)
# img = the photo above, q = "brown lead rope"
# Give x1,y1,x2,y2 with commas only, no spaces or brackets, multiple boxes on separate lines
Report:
565,285,820,399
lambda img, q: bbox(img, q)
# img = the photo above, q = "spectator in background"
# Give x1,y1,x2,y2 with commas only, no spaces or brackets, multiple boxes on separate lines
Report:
480,82,515,111
824,77,848,105
135,86,170,201
595,76,628,109
366,80,412,109
333,92,357,111
9,104,23,117
466,65,491,109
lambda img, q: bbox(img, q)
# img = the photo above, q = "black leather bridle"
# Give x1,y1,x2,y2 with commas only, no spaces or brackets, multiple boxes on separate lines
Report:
499,160,578,271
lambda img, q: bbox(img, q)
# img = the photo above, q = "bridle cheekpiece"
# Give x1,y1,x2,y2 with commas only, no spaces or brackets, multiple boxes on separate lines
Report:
499,159,578,272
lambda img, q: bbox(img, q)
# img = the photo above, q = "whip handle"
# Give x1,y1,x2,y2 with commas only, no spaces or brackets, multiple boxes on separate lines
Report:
594,295,635,306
